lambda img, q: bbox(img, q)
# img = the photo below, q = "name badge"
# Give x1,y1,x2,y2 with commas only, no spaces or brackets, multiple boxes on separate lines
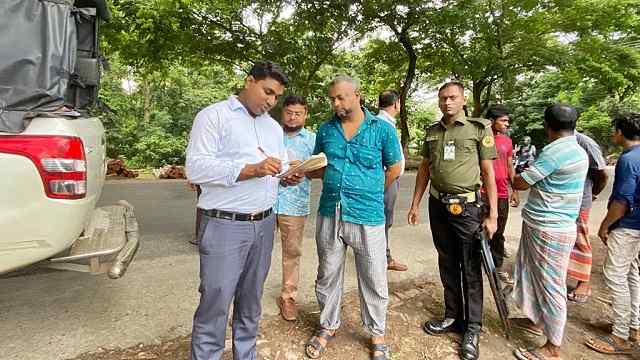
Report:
444,141,455,161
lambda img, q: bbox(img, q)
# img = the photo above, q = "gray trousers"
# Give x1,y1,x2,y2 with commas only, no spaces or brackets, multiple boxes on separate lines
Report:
191,213,275,360
315,205,388,336
383,178,400,261
604,227,640,340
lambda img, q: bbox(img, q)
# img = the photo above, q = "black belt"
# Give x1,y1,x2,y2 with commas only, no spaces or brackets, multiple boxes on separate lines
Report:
202,208,273,221
430,187,479,203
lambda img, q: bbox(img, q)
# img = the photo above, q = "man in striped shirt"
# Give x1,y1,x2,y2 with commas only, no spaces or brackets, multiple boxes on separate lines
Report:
510,104,588,360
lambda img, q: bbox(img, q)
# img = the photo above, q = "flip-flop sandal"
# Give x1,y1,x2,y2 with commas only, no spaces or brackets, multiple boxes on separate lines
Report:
369,343,389,360
567,290,591,304
512,320,544,337
513,347,560,360
585,335,633,354
305,329,336,359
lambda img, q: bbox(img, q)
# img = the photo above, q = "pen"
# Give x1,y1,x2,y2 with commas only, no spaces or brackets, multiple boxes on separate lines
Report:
258,146,289,163
257,146,269,158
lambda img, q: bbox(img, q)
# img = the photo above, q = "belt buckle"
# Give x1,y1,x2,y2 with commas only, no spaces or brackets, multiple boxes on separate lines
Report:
250,210,264,221
442,195,467,216
220,211,234,220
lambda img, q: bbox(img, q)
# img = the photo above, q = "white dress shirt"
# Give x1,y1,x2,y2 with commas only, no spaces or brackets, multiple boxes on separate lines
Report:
186,96,287,213
378,110,405,176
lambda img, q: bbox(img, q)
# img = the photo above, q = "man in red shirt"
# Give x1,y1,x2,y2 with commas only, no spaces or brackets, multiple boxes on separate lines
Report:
483,105,518,283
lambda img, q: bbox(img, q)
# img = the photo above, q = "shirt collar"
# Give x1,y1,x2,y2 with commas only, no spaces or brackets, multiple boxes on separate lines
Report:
547,135,576,147
439,112,467,128
228,95,274,121
286,127,309,138
624,144,640,154
363,107,379,124
228,95,246,112
378,110,396,125
329,108,378,139
330,107,379,125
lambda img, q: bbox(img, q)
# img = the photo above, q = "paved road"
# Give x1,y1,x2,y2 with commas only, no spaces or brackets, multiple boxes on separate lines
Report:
0,171,612,360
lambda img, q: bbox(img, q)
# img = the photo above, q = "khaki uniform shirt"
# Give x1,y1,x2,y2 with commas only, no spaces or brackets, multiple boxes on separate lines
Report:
421,113,497,194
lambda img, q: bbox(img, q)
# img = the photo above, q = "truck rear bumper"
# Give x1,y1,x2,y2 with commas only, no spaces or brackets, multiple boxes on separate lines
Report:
47,200,140,278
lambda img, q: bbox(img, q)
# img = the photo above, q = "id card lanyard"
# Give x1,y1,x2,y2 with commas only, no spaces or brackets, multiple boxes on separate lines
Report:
444,140,455,161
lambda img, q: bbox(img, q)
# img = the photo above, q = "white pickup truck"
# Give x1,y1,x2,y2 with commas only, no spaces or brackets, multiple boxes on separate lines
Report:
0,0,138,278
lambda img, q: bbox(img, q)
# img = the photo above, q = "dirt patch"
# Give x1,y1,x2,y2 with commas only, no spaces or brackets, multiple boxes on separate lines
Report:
68,239,640,360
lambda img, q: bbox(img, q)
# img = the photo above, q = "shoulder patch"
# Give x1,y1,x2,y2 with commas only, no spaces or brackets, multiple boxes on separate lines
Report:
482,135,495,147
468,117,492,128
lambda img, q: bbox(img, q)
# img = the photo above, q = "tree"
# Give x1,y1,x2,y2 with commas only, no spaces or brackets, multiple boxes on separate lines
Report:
420,0,568,117
360,1,437,155
559,0,640,103
104,0,369,99
98,0,639,166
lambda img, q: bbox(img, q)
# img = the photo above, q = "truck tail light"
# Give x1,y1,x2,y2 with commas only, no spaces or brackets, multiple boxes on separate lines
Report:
0,135,87,199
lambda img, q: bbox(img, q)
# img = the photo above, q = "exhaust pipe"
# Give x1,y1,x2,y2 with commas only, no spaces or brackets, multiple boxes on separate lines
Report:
108,200,140,279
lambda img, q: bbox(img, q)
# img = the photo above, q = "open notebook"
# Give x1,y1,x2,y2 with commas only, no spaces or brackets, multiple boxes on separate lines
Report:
277,152,327,178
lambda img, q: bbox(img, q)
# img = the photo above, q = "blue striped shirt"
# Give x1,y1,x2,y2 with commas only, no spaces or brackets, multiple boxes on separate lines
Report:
521,136,588,231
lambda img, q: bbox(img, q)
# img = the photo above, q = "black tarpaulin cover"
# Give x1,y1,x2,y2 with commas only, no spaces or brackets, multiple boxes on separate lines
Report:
0,0,109,133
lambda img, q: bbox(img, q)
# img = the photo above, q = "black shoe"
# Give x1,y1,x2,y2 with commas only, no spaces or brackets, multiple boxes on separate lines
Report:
423,318,463,336
461,330,480,360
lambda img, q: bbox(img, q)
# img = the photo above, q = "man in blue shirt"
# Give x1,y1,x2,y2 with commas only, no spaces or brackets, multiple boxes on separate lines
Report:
305,75,402,360
273,95,316,322
586,112,640,355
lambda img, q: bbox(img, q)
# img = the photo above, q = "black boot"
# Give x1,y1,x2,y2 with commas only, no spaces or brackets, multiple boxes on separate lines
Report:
461,328,480,360
423,318,464,336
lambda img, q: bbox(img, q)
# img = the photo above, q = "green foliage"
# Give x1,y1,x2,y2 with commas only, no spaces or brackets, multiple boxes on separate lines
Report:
129,112,189,168
98,0,640,166
577,106,613,146
99,55,241,167
407,103,438,154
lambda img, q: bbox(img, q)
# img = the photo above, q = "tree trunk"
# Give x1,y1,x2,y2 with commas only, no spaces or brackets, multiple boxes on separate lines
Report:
142,79,152,123
471,80,485,117
397,32,417,159
481,81,494,114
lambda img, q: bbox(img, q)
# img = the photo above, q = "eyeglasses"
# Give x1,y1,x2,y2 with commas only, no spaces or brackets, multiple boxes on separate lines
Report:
284,110,305,118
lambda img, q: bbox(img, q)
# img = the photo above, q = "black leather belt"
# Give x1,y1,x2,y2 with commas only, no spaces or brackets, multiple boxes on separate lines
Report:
202,208,273,221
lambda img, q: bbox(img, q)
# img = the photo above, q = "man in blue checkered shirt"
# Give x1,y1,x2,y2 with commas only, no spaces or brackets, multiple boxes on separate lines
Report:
273,95,316,321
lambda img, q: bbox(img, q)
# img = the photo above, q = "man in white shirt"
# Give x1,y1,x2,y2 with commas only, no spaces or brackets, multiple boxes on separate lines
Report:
186,61,302,360
378,90,408,272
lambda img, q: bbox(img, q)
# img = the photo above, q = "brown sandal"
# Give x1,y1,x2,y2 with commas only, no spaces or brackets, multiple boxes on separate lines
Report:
585,335,632,355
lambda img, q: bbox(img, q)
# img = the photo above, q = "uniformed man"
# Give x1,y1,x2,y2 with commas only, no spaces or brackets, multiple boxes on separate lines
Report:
408,81,498,360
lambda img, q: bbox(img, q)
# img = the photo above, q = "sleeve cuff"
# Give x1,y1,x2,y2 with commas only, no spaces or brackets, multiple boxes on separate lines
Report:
520,171,536,185
226,161,245,186
385,159,401,168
